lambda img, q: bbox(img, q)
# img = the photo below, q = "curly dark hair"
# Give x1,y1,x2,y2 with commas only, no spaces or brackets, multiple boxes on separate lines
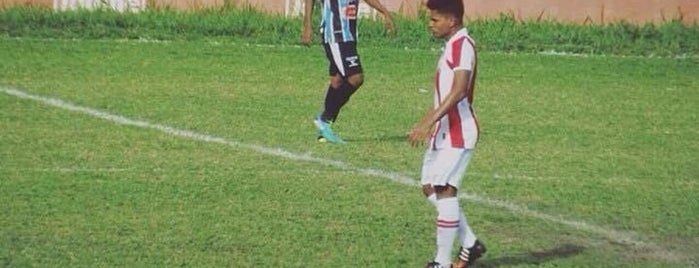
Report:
425,0,464,24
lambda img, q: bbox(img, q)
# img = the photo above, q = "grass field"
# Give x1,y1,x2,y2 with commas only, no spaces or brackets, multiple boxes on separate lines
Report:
1,37,698,267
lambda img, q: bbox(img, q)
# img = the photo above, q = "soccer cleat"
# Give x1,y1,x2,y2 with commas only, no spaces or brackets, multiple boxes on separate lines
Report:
313,114,346,144
453,240,486,268
424,261,450,268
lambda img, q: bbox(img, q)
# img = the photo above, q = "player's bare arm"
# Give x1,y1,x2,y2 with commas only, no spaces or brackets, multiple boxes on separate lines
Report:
301,0,314,45
407,70,472,147
363,0,396,34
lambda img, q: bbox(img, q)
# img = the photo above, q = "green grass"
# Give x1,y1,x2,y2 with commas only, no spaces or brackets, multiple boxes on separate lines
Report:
1,37,698,267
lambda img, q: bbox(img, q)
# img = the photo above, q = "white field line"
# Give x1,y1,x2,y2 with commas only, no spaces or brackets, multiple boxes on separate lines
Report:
4,168,132,173
0,86,685,261
468,172,558,181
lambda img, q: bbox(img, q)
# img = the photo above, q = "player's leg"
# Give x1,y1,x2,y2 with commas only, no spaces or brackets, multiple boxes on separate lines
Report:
321,74,347,123
314,44,347,143
457,211,477,254
421,149,460,268
443,149,486,268
421,151,443,268
321,41,363,123
421,149,439,206
326,72,363,122
422,148,485,268
433,184,460,268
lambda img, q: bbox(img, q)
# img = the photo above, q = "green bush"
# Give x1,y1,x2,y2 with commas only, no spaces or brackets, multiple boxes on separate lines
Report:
0,5,697,57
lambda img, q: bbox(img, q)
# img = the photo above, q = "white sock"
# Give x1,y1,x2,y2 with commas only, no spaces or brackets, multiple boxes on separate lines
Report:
457,211,477,249
427,193,438,207
435,197,460,266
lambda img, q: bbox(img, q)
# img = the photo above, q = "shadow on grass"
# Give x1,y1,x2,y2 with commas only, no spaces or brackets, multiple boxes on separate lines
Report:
345,134,407,143
475,244,585,267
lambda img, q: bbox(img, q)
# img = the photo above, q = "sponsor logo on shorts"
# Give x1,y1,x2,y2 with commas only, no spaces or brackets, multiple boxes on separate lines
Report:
345,56,359,67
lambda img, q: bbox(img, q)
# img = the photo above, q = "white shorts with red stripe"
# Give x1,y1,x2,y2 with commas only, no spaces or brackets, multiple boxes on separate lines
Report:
420,148,473,188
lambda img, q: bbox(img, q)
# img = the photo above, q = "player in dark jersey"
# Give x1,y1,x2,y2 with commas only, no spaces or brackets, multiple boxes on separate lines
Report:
302,0,395,144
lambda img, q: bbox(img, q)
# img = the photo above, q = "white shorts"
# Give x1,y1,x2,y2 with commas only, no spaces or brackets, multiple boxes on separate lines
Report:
420,148,474,188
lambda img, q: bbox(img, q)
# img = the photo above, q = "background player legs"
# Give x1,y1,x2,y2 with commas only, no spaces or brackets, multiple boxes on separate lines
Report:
321,73,363,123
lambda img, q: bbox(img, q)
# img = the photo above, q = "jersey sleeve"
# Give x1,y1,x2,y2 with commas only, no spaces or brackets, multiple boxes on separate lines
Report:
451,38,475,72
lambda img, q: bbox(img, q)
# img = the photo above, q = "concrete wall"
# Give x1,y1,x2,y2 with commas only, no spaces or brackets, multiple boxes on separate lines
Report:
465,0,698,24
1,0,696,24
1,0,51,7
224,0,698,24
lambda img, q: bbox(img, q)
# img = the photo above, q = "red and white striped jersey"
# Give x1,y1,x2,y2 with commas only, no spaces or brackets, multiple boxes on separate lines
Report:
431,28,479,149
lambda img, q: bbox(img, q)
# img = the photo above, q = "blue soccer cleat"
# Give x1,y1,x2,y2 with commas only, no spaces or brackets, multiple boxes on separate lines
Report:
313,114,346,144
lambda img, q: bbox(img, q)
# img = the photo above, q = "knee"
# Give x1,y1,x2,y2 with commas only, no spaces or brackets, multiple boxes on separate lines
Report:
434,185,458,199
346,73,364,88
330,76,344,88
422,184,435,197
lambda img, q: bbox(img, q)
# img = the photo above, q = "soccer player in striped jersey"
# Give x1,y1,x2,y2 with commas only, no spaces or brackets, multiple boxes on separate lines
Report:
302,0,395,144
407,0,486,267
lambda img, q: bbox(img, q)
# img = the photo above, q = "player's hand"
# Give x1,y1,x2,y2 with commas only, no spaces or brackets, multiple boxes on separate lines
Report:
407,119,433,147
384,17,396,36
407,126,430,147
407,110,436,147
407,123,433,147
301,27,312,46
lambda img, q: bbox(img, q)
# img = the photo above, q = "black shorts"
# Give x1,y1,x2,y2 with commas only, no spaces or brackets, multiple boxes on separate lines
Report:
323,42,363,77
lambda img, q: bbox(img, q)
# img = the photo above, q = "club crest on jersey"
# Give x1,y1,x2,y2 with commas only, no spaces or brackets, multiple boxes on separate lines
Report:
345,56,359,67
